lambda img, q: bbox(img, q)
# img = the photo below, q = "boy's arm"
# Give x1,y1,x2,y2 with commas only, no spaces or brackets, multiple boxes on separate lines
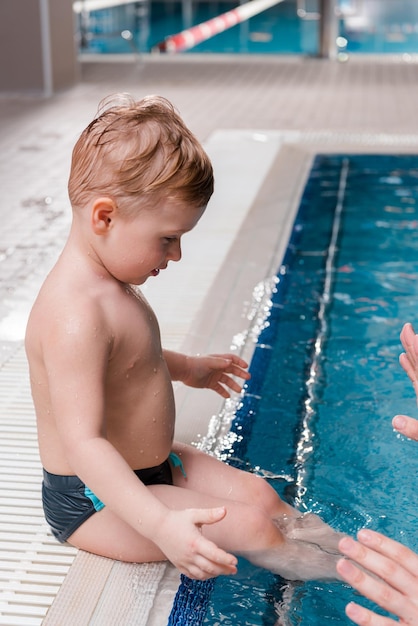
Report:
44,307,169,530
42,314,236,579
163,349,250,398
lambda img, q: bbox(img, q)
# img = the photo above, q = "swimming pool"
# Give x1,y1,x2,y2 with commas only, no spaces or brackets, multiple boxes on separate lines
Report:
77,0,418,56
170,153,418,624
78,1,318,55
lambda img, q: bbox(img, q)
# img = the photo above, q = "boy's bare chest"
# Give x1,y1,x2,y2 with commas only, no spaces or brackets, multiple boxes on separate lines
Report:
106,288,167,387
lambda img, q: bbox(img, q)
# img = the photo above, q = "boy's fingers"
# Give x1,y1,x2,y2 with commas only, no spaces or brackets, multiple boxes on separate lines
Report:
220,374,245,392
219,354,249,369
193,506,227,526
191,507,238,570
186,553,237,579
212,354,249,371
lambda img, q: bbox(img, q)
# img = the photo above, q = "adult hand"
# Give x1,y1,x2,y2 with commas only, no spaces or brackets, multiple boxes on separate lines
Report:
395,322,418,441
392,414,418,441
337,529,418,625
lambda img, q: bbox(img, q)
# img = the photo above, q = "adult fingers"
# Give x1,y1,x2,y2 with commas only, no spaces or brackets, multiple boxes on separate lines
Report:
399,351,418,404
400,323,417,358
399,351,416,381
356,529,418,579
392,414,418,442
337,558,407,622
337,533,418,622
344,601,399,626
399,323,418,383
399,352,418,391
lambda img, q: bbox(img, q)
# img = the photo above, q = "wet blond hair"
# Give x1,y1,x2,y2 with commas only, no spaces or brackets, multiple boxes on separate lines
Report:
68,94,214,215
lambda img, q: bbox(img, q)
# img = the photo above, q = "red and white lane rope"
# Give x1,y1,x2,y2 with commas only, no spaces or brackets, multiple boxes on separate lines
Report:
153,0,285,53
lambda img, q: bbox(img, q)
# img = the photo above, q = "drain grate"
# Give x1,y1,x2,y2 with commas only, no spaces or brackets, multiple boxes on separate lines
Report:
0,345,77,626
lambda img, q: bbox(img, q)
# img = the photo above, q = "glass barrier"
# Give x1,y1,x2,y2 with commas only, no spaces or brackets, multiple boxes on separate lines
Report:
75,0,320,55
74,0,418,56
338,0,418,56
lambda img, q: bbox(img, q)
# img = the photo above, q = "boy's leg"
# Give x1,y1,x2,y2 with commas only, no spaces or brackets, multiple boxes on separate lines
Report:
65,442,343,581
67,482,281,565
172,442,345,557
171,441,295,518
68,481,342,581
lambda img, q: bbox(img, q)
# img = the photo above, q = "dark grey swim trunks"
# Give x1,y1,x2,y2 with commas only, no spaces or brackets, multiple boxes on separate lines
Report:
42,452,185,543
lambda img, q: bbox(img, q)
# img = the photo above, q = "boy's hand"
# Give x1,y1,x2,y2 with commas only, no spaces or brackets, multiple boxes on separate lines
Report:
183,354,251,398
155,507,238,579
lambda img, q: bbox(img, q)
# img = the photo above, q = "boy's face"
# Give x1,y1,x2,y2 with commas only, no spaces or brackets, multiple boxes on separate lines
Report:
103,198,206,285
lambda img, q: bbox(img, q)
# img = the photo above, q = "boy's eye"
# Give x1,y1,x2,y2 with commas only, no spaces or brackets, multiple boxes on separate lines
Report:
163,237,177,243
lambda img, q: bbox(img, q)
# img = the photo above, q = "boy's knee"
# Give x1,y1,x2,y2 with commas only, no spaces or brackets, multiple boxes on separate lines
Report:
245,504,269,533
244,505,280,549
245,473,279,512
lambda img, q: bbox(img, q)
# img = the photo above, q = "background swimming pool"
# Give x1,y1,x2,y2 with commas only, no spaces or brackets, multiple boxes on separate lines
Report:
77,0,418,55
200,154,418,624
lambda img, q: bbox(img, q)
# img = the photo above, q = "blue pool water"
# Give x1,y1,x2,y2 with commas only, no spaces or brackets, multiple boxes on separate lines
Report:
194,154,418,624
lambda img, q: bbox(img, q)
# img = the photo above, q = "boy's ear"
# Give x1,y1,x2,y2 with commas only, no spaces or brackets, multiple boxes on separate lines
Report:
91,197,117,235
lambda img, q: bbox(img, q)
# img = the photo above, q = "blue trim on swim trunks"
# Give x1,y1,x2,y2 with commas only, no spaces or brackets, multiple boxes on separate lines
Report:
82,454,185,513
84,486,105,512
169,452,187,478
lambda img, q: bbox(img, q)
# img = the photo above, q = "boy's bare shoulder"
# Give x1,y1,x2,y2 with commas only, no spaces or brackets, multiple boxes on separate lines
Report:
26,263,123,352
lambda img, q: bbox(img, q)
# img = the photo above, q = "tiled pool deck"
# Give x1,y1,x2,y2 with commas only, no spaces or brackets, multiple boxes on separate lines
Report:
2,53,418,624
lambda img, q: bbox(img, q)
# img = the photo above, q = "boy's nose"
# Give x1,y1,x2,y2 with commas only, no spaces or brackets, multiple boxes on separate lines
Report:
168,241,182,262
